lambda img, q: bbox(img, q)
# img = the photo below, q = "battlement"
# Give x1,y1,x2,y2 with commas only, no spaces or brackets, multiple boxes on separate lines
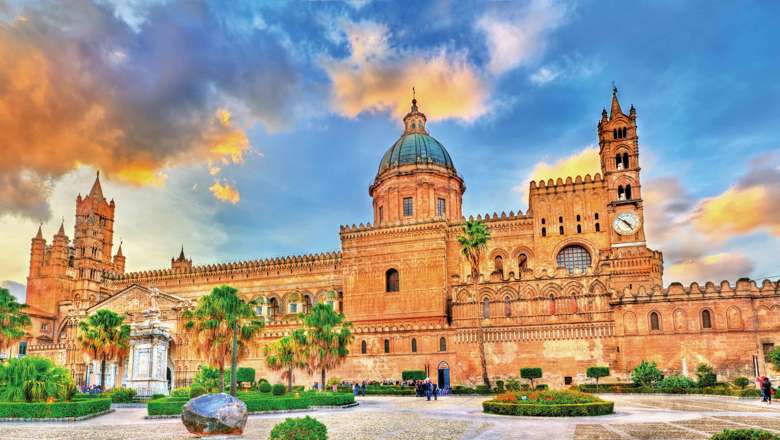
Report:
339,210,533,236
529,173,605,194
106,251,342,283
617,278,779,302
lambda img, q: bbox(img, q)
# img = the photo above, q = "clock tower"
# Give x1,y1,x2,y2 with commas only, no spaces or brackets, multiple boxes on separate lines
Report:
598,87,662,291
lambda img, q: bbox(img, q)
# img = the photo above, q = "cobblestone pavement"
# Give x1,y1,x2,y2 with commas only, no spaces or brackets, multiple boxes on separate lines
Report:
1,395,779,440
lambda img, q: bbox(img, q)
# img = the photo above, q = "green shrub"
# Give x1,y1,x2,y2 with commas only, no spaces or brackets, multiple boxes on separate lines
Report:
259,381,272,393
0,356,76,402
483,394,613,417
147,397,188,416
292,385,305,393
520,368,543,388
269,416,327,440
767,347,780,372
739,388,762,398
272,384,287,396
364,386,415,395
0,398,110,419
535,384,549,391
696,364,717,387
306,392,355,406
657,375,696,393
243,396,311,412
475,385,493,394
190,384,207,399
401,370,426,381
452,386,476,395
631,360,662,387
108,387,137,403
495,380,505,392
237,367,256,384
193,365,221,392
734,377,751,389
586,366,610,390
150,394,166,400
505,377,521,391
710,429,780,440
170,387,190,398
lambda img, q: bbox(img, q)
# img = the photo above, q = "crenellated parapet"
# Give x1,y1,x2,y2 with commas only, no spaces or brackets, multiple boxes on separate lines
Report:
612,278,780,304
529,173,606,195
105,251,342,286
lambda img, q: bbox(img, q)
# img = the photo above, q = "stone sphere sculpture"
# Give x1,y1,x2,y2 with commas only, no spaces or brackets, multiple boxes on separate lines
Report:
181,393,248,436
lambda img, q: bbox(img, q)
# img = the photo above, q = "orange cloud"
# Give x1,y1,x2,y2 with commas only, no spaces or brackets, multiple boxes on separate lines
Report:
666,252,754,285
209,180,241,204
515,146,600,199
322,20,489,122
693,185,780,238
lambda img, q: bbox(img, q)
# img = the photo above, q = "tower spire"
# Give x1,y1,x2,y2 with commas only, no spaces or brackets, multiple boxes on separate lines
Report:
179,245,185,260
116,240,123,257
35,224,43,239
610,84,623,118
56,218,65,236
89,170,104,200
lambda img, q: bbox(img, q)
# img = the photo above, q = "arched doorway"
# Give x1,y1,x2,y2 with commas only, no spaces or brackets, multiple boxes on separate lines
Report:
166,367,172,392
437,361,450,390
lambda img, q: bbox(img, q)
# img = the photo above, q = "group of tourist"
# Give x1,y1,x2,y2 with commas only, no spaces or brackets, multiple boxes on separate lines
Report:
352,381,368,396
414,379,439,401
756,375,775,403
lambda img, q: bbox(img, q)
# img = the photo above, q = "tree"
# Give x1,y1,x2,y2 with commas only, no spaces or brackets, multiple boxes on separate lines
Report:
0,287,31,356
182,285,263,396
192,365,221,392
767,347,780,373
301,302,353,392
458,220,492,388
695,363,717,387
0,356,75,402
77,309,130,390
586,366,610,392
631,360,662,387
520,367,542,388
265,329,308,392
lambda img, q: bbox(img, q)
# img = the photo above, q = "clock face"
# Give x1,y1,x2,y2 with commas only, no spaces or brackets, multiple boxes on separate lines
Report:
613,212,641,235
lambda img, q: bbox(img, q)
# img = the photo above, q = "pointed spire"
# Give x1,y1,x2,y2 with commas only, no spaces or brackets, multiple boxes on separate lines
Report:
116,241,124,257
178,245,185,260
56,218,65,236
35,224,43,239
610,85,623,118
89,170,104,200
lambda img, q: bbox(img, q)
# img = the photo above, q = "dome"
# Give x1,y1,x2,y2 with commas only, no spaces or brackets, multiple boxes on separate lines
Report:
377,133,455,175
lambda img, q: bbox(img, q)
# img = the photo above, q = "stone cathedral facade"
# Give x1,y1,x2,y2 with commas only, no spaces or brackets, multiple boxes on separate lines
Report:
14,90,780,394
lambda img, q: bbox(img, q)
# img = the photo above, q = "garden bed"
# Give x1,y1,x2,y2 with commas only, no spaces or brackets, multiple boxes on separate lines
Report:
0,398,112,421
147,392,356,417
483,390,614,417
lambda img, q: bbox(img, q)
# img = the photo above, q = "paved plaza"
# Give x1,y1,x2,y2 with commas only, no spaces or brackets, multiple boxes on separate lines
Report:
2,395,780,440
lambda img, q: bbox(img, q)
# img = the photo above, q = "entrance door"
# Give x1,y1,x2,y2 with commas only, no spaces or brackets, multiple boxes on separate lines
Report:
166,367,172,391
437,361,451,390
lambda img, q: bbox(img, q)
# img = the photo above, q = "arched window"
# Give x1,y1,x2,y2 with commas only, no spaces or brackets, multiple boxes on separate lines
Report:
613,128,618,139
622,152,629,169
541,218,546,225
625,184,632,200
549,294,556,315
504,296,511,317
622,127,627,138
439,337,447,352
268,297,279,320
650,312,660,331
701,310,712,329
559,216,563,223
595,222,601,232
576,214,581,222
618,186,626,200
494,255,504,277
482,297,490,319
303,295,312,314
556,245,592,273
559,225,564,235
384,339,390,353
386,268,399,292
616,154,623,170
518,254,528,273
411,338,417,353
576,224,582,234
361,340,367,354
541,227,547,237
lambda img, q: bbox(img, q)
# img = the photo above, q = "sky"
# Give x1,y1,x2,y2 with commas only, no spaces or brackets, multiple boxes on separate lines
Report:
1,0,779,301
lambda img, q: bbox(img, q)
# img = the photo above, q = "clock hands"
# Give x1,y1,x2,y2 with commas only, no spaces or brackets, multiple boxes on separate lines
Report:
620,218,632,228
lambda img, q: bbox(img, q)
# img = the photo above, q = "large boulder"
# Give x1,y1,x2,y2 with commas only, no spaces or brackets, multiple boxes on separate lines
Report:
181,393,248,436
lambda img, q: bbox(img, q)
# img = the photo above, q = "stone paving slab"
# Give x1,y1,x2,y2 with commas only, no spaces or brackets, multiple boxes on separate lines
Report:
609,422,708,439
574,424,624,439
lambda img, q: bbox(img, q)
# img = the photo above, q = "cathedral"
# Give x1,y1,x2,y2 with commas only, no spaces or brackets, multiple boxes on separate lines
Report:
14,89,780,395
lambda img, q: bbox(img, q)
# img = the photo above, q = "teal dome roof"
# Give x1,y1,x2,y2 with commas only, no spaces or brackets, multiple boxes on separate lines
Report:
378,133,456,175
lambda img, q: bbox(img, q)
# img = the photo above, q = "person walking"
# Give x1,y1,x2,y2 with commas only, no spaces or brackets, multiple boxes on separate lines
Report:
763,377,773,404
354,382,360,397
757,376,768,402
425,378,432,401
432,382,438,401
361,380,366,397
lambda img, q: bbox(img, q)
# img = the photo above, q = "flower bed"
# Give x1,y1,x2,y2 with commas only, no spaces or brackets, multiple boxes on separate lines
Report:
483,390,613,417
0,398,111,419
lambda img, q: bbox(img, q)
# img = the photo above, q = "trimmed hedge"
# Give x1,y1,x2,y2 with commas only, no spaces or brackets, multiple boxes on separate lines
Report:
243,396,311,412
364,386,415,395
711,429,780,440
270,416,327,440
307,392,355,406
401,370,426,381
272,384,287,396
483,400,614,417
577,383,764,397
259,381,272,393
0,398,111,419
147,392,354,416
147,397,188,416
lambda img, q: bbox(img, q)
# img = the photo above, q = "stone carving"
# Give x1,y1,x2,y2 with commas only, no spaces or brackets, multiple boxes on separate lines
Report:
674,309,687,332
181,394,248,436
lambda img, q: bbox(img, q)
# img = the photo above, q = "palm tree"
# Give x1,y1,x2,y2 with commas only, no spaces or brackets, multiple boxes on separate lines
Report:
264,329,308,392
457,219,492,388
182,285,263,396
77,309,131,390
301,302,353,392
0,287,31,358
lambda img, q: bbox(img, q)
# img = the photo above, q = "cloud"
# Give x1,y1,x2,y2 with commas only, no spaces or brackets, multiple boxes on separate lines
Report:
209,180,241,204
530,67,560,85
476,0,569,75
666,252,755,285
529,54,601,86
321,19,490,122
0,2,297,220
514,146,600,199
691,151,780,238
1,280,26,303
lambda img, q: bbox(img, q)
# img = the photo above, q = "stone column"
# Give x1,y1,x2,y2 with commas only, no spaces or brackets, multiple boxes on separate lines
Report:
125,309,172,397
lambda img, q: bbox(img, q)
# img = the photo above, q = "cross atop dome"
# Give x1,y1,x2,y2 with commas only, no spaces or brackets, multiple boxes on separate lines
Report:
403,88,428,135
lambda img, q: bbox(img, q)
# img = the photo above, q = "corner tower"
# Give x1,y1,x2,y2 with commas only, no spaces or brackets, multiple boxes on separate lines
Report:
369,97,465,224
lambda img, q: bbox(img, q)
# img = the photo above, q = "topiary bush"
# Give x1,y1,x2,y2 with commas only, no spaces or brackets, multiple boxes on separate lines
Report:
237,367,256,385
108,387,136,403
696,364,717,387
631,360,662,387
734,377,751,389
259,381,273,393
269,416,327,440
190,384,207,399
170,387,190,398
710,429,780,440
495,380,505,393
505,377,521,391
586,366,610,391
401,370,426,381
535,384,549,391
657,375,696,393
475,385,493,394
520,368,543,388
272,383,287,396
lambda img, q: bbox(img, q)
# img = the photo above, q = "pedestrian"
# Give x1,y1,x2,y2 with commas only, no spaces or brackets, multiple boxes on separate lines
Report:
763,377,773,404
425,378,432,401
432,382,438,401
758,376,768,402
361,380,366,396
354,382,360,397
